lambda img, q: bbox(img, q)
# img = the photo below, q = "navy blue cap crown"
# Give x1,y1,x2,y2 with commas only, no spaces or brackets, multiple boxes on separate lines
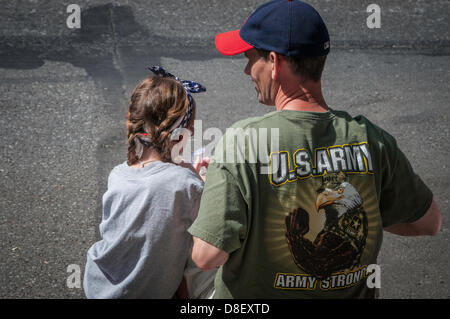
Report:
239,0,330,57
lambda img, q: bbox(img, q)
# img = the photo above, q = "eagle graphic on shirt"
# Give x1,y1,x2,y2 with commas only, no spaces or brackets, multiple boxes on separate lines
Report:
285,172,368,279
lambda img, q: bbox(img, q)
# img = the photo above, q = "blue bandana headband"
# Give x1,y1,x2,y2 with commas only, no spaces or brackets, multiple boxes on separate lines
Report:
133,66,205,160
148,66,206,132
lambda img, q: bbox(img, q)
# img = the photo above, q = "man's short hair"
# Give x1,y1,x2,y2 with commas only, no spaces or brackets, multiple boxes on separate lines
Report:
256,49,327,82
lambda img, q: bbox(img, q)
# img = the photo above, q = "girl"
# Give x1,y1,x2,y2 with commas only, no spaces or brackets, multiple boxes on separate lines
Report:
83,66,214,298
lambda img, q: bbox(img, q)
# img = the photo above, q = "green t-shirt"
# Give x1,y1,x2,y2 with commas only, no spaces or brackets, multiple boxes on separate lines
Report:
188,109,432,299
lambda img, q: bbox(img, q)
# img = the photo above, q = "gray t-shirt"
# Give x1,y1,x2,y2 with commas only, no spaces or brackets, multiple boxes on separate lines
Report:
83,160,205,298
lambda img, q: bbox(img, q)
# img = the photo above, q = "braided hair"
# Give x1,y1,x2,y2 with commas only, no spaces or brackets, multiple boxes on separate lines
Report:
126,76,195,165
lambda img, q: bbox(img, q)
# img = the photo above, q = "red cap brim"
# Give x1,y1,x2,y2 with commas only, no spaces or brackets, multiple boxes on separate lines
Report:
215,29,254,56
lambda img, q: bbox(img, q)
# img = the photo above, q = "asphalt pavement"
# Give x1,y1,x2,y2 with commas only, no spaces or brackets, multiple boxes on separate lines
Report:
0,0,449,299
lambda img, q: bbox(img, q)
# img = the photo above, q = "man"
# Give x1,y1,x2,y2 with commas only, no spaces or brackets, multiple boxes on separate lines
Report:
188,0,441,298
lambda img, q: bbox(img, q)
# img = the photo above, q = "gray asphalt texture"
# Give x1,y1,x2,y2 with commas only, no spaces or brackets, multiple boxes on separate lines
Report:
0,0,449,299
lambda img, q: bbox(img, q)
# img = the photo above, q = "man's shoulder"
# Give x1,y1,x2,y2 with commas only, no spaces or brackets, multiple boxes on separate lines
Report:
228,110,386,131
331,109,397,144
224,109,398,150
229,111,280,130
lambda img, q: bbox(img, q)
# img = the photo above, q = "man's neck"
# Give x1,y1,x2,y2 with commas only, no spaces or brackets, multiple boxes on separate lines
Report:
274,80,329,112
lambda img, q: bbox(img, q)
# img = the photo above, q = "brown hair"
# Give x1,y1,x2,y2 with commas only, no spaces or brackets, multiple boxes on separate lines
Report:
126,76,195,165
256,48,327,82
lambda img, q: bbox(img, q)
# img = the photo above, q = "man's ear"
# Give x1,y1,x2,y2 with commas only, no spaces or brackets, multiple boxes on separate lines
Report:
270,51,282,81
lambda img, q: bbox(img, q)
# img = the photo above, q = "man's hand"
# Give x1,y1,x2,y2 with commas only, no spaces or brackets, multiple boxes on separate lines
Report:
177,156,210,182
192,236,229,272
193,156,210,182
384,198,442,236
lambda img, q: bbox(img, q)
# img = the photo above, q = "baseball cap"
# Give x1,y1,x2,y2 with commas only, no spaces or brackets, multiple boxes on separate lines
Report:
215,0,330,57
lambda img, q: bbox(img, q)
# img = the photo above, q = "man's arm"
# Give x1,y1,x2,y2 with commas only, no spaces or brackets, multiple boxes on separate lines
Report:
192,236,229,272
384,198,442,236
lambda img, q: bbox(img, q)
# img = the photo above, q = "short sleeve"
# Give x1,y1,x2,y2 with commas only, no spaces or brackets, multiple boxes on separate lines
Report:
378,133,433,227
182,170,205,226
188,162,248,253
